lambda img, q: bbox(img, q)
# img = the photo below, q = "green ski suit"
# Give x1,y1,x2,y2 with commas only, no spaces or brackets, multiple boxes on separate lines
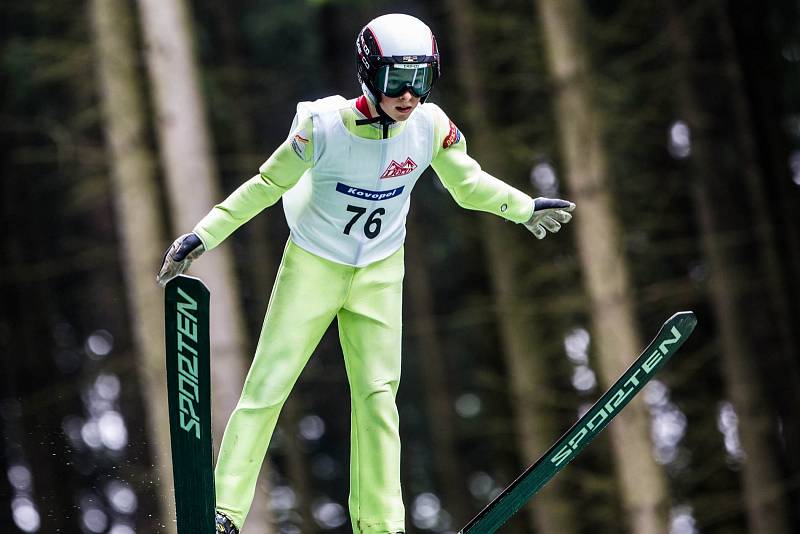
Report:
192,96,534,533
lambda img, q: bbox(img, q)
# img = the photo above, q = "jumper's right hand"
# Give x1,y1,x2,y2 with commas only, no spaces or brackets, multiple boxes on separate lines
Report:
156,233,205,287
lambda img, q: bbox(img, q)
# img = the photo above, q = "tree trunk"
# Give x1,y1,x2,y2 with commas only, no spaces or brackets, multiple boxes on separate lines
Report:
710,0,800,516
206,1,309,527
135,0,273,530
666,3,793,532
535,1,670,532
88,0,176,530
278,396,315,532
724,1,800,317
444,2,579,532
693,185,792,534
2,204,75,533
405,218,472,526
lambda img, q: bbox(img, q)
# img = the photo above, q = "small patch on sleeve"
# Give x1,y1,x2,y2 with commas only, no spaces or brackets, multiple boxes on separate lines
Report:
290,128,310,160
442,120,462,149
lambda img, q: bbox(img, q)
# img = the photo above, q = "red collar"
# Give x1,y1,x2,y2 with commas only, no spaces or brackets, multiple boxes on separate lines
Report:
355,95,373,119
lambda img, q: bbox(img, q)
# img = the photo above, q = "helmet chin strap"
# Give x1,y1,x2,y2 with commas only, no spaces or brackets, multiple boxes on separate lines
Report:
355,84,395,139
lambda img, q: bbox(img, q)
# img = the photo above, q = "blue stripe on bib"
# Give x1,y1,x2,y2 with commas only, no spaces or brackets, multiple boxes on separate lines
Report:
336,182,405,201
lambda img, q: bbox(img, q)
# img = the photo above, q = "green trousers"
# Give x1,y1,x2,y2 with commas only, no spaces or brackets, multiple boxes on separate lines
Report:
215,239,406,533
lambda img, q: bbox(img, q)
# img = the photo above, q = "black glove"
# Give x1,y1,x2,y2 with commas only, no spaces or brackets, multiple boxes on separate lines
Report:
523,197,576,239
156,233,205,287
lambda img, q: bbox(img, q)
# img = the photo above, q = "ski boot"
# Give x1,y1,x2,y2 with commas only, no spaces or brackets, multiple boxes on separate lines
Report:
215,511,239,534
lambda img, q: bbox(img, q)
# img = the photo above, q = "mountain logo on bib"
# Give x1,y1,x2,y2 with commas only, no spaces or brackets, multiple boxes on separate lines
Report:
380,157,418,179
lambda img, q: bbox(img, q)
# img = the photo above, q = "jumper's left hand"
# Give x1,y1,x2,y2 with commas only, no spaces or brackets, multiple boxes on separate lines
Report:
524,197,576,239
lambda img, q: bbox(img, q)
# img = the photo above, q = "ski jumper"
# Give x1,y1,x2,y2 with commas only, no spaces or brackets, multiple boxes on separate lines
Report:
192,95,534,533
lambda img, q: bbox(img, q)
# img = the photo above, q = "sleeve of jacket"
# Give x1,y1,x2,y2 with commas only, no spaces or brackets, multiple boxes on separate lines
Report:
192,112,314,251
426,103,534,224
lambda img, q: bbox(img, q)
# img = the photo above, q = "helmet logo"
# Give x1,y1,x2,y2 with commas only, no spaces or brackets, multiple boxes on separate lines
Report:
402,55,419,63
359,34,371,56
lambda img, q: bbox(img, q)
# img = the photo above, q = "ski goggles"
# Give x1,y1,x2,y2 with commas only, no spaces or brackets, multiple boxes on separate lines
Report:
374,63,435,98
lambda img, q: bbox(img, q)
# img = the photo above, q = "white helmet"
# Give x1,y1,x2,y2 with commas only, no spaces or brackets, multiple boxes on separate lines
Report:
355,14,441,105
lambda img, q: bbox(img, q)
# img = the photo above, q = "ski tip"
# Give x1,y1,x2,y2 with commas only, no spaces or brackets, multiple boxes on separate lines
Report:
666,311,697,330
166,274,209,291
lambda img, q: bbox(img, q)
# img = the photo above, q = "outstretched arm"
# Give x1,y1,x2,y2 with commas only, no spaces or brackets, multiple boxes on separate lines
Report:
427,103,574,238
193,116,314,251
156,114,314,286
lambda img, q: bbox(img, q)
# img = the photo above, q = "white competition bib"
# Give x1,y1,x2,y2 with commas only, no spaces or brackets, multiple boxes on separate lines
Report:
282,97,435,267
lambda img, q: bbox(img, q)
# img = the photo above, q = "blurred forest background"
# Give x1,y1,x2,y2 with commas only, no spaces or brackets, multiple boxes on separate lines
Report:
2,0,800,532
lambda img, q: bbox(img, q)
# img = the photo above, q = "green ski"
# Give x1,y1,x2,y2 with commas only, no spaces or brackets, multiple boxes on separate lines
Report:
459,311,697,533
165,275,215,533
